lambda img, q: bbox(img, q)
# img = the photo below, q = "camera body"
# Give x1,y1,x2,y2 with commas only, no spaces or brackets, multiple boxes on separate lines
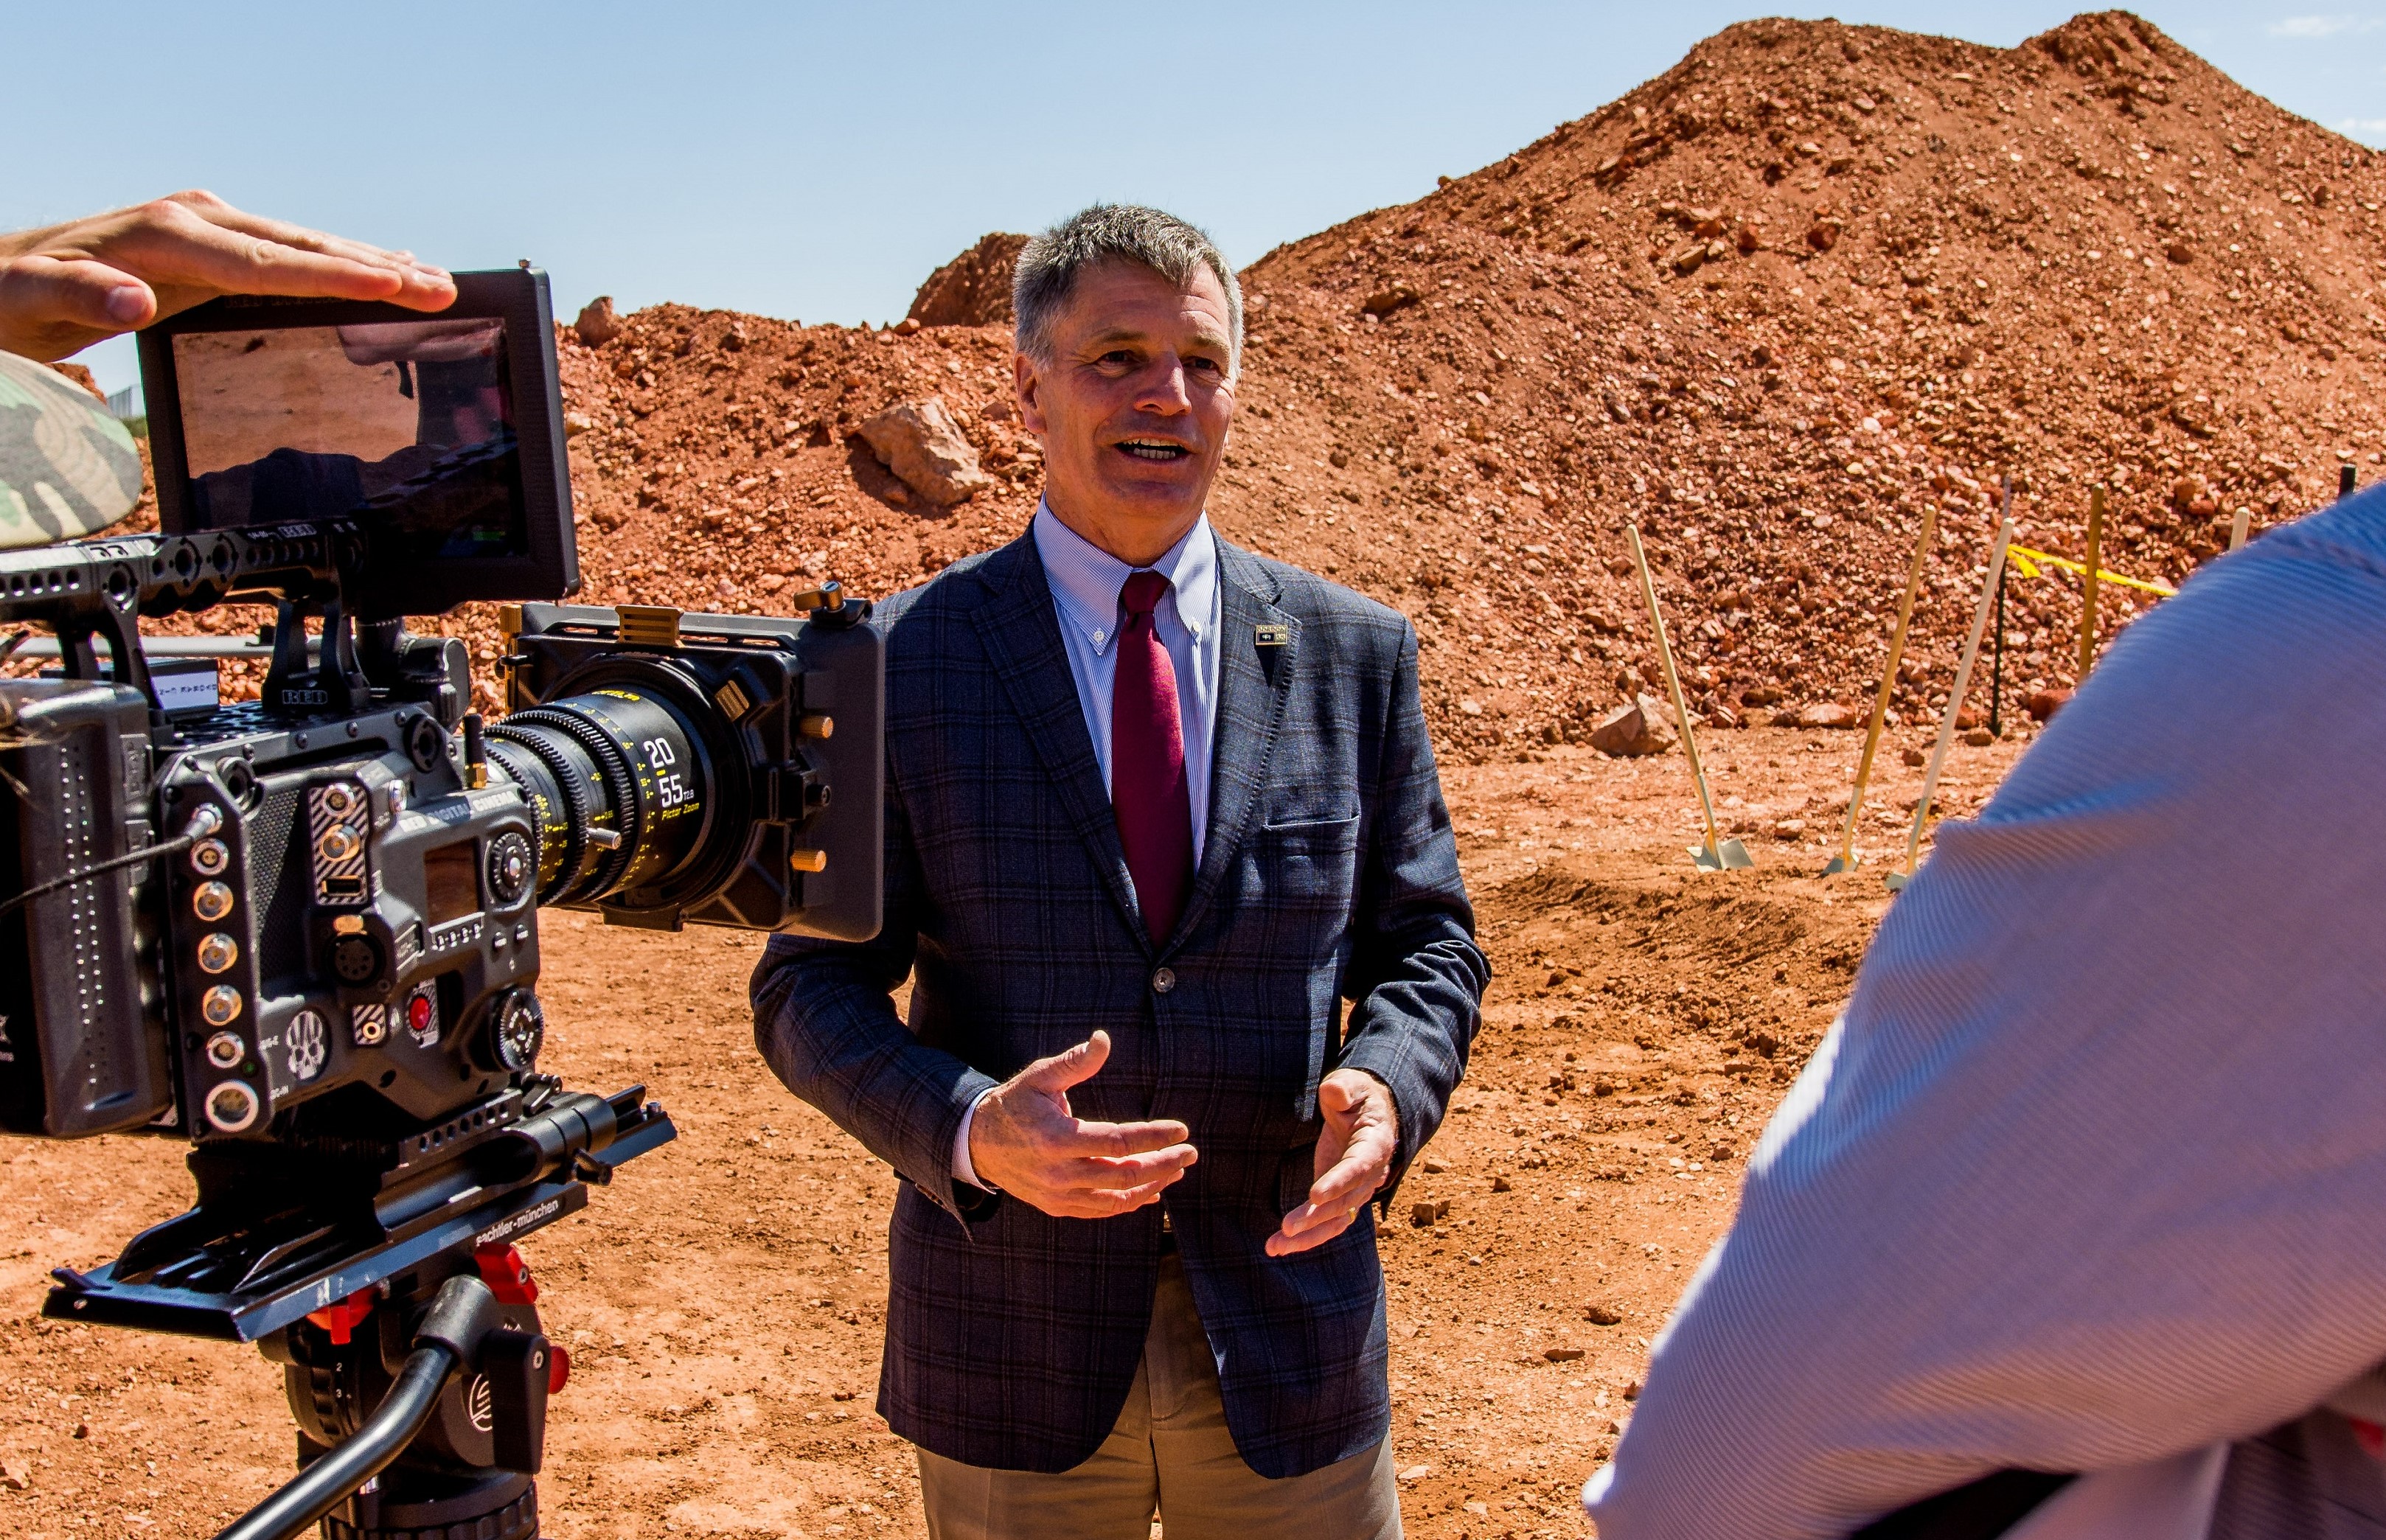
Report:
0,585,886,1147
0,663,546,1143
0,269,881,1349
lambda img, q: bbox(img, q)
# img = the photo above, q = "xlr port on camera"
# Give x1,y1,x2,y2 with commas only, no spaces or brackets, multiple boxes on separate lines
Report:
330,933,382,986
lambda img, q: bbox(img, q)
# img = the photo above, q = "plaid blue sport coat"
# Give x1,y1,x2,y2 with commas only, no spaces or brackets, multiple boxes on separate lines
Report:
751,529,1487,1480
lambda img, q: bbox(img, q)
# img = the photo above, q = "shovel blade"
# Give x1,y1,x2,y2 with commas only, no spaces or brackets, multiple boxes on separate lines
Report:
1821,852,1859,876
1883,868,1913,892
1717,839,1755,870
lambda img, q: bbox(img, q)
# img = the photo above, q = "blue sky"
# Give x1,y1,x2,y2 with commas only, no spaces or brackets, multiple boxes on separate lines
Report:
13,2,2383,397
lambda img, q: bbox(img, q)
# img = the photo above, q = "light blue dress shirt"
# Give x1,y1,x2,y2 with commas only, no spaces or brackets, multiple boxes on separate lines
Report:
951,501,1223,1191
1029,500,1222,865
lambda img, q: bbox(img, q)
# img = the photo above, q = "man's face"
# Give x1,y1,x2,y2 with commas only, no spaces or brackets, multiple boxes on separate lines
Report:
1016,259,1236,552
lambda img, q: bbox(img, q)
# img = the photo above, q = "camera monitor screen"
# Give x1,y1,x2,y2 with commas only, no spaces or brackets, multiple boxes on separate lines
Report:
141,269,578,617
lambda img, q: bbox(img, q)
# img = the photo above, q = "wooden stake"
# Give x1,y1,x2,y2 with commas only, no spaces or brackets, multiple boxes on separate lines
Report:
1627,526,1746,870
2076,484,2104,679
2228,508,2250,552
1892,506,2017,890
1826,501,1940,875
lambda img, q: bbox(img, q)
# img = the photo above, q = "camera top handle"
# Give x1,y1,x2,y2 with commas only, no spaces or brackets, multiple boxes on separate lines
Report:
0,520,365,725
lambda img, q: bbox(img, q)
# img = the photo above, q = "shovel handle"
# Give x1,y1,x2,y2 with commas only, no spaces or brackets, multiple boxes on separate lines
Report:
1835,501,1940,870
1901,506,2016,879
1627,526,1725,860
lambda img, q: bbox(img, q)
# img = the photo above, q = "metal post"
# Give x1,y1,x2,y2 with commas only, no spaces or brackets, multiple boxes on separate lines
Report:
1989,561,2006,737
2076,484,2104,681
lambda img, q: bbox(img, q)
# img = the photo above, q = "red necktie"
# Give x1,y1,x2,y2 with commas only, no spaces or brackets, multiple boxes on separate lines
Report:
1113,570,1194,942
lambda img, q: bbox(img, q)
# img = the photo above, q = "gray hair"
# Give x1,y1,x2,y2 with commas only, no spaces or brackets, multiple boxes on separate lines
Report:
1012,203,1243,377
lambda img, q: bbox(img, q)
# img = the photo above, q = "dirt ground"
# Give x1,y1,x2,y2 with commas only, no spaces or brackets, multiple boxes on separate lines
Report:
0,722,2028,1540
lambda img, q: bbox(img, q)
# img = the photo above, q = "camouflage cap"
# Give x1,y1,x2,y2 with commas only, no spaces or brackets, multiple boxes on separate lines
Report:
0,353,144,551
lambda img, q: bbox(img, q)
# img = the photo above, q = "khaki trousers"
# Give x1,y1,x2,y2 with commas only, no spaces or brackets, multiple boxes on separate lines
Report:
916,1253,1401,1540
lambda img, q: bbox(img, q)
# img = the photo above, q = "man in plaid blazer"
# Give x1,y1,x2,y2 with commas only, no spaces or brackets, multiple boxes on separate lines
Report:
753,205,1486,1539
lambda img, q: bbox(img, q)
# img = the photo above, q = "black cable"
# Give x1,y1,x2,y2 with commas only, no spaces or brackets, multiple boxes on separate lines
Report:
0,831,196,921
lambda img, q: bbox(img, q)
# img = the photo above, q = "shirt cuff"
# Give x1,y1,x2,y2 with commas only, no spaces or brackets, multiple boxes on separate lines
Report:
952,1085,1001,1191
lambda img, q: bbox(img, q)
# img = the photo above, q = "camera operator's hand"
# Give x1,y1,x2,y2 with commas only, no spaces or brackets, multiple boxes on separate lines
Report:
1265,1068,1397,1258
967,1031,1199,1218
0,189,455,363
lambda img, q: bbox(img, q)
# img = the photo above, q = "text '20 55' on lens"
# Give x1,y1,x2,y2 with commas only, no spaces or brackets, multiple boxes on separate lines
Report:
484,687,709,907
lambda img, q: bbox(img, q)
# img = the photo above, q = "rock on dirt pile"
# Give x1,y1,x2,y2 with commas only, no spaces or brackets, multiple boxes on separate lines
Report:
543,10,2386,759
906,233,1029,328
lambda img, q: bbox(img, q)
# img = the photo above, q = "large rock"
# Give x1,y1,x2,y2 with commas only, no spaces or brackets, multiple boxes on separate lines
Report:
574,296,622,348
1590,694,1677,757
1793,702,1860,730
908,233,1029,329
858,398,993,507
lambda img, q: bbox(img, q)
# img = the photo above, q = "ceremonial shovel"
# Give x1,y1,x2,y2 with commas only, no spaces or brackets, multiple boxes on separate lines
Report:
1888,501,2017,893
1627,525,1750,871
1823,501,1938,875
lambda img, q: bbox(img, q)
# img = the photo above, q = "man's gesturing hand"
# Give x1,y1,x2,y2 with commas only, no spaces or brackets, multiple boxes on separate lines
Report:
0,190,456,363
967,1031,1198,1219
1267,1069,1398,1258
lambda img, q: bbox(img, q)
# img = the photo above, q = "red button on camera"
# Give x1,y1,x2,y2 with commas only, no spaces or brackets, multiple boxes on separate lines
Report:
408,995,434,1034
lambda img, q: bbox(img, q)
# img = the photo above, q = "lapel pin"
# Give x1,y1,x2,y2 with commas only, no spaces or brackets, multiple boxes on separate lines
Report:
1255,624,1290,648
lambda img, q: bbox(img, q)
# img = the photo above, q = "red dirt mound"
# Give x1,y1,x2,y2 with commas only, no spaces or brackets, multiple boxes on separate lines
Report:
543,13,2386,761
114,12,2373,755
1222,9,2386,750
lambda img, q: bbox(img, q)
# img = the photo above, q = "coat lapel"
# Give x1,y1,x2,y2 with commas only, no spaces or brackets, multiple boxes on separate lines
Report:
1165,541,1295,958
965,534,1147,945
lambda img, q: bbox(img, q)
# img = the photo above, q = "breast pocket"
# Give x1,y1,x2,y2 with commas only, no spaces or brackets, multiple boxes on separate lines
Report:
1261,809,1361,905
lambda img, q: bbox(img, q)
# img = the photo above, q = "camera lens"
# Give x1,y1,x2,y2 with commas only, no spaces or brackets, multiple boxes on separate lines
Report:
484,686,712,907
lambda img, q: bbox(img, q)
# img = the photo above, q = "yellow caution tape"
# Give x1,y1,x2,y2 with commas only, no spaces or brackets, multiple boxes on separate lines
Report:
2004,544,2178,598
